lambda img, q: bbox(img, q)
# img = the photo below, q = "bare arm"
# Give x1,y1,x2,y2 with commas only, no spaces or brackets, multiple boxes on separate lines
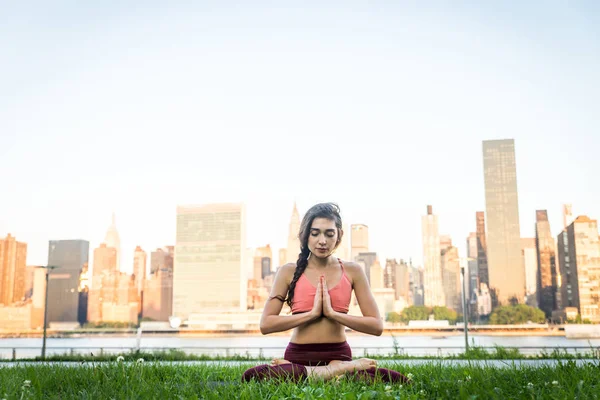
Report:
259,264,322,335
322,264,383,336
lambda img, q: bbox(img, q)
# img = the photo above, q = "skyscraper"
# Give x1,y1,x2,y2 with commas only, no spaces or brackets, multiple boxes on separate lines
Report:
422,205,444,307
466,232,479,297
535,210,558,317
46,240,89,323
173,203,246,319
384,258,410,302
521,238,538,307
286,203,301,264
87,243,117,322
253,245,272,281
557,216,600,323
482,139,524,305
356,252,377,284
104,213,121,272
0,234,27,306
562,204,574,229
475,211,489,288
133,246,147,296
350,224,369,261
441,246,461,311
150,247,174,275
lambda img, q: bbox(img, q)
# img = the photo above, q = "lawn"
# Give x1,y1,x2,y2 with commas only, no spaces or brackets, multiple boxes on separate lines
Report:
0,360,598,399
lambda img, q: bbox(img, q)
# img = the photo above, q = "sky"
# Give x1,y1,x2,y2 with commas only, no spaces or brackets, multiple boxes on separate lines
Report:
1,1,599,274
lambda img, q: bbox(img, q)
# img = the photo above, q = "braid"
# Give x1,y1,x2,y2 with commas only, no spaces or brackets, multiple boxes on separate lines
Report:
285,246,311,308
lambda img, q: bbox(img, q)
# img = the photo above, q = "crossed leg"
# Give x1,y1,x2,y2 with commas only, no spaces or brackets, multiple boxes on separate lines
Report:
270,357,378,380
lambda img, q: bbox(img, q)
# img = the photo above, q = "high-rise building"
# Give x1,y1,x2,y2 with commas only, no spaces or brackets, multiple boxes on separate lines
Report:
150,247,174,276
384,259,410,302
440,235,453,250
173,203,247,319
0,234,27,306
562,204,574,229
369,259,384,289
441,246,461,312
143,267,173,321
104,213,121,272
253,245,272,282
286,202,301,264
557,216,600,323
521,238,538,307
482,139,524,305
409,263,424,306
466,232,479,297
87,243,117,322
422,205,444,306
535,210,558,317
350,224,369,261
476,211,489,288
356,252,377,284
46,240,89,323
278,248,288,267
133,246,146,296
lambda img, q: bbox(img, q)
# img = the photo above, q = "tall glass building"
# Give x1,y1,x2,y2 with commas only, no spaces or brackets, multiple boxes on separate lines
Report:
173,203,246,321
47,240,89,322
482,139,524,305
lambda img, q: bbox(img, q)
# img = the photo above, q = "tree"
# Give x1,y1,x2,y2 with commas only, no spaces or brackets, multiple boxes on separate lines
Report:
399,306,431,323
386,312,402,323
489,304,546,324
432,306,458,324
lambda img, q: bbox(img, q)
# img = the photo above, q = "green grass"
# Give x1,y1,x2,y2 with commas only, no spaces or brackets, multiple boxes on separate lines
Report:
0,361,598,399
3,344,599,363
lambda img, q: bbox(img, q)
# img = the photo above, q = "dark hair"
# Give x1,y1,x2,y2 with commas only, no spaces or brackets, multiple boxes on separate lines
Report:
274,202,343,308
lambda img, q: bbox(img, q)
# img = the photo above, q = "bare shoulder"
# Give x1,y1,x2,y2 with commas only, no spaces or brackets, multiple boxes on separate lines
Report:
340,260,366,279
277,263,298,282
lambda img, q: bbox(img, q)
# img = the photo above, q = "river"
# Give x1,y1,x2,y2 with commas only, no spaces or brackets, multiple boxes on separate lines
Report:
2,333,600,359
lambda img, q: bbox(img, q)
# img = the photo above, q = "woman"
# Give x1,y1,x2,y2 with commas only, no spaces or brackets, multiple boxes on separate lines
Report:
241,203,409,383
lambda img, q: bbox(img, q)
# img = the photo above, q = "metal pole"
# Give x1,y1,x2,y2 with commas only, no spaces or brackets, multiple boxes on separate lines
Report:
461,266,469,354
42,269,50,360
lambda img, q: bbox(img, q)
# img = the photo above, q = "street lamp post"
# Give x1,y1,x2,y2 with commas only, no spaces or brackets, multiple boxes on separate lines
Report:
39,265,59,360
460,265,469,354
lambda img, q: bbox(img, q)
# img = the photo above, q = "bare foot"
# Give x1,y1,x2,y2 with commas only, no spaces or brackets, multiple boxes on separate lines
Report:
270,358,291,366
350,358,378,371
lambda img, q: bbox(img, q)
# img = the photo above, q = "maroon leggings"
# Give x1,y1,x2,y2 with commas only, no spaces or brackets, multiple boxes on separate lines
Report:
241,341,409,384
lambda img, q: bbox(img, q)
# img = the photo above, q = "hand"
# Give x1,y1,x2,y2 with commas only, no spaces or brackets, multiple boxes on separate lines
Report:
322,276,336,318
310,278,323,319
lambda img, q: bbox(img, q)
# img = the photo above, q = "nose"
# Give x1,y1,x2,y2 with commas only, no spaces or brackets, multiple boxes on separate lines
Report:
318,234,327,244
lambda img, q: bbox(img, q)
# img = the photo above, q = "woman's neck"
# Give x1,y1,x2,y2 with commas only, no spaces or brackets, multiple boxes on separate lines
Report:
310,254,333,269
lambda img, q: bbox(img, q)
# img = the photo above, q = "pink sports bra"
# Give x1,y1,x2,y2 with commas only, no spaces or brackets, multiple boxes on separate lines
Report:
291,258,352,314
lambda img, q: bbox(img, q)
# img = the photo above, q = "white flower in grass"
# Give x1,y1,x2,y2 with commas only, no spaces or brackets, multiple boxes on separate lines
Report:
552,381,559,386
384,385,392,392
527,382,534,389
407,373,414,380
22,380,31,387
419,389,426,396
457,380,463,384
136,358,144,364
116,356,125,362
465,375,471,382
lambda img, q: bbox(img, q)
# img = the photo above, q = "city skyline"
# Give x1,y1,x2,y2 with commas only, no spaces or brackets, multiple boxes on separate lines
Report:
0,195,596,274
1,2,599,271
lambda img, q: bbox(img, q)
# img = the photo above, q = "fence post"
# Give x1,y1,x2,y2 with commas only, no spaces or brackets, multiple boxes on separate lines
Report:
12,348,16,360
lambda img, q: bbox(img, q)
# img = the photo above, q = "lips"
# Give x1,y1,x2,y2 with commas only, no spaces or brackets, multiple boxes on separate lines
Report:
317,248,328,252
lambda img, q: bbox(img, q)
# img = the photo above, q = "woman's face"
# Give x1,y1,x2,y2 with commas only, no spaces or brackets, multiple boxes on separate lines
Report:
307,217,341,258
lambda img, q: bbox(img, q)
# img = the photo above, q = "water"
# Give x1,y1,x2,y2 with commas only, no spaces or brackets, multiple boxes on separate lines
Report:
2,334,599,359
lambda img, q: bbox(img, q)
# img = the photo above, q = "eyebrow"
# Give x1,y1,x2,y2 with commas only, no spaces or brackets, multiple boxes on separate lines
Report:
310,228,336,232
